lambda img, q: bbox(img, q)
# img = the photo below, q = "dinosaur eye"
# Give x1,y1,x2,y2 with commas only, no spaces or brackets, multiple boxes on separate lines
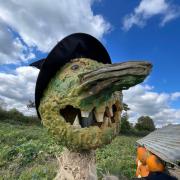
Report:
71,64,79,70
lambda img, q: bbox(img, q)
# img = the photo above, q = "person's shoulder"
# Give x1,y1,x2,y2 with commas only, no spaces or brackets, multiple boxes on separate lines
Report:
148,172,177,180
131,172,178,180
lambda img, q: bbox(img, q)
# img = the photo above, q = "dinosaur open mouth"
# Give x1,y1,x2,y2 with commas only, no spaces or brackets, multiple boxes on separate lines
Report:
59,92,122,129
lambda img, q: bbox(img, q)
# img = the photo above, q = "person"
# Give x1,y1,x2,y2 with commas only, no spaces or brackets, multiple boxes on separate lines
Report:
132,172,178,180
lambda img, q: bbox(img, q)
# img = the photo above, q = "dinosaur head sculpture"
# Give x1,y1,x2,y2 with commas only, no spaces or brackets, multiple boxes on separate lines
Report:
31,33,152,150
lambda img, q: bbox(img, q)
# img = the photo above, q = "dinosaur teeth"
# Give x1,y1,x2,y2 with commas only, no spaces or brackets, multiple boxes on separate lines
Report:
94,105,106,122
73,115,81,128
94,112,104,122
81,111,90,118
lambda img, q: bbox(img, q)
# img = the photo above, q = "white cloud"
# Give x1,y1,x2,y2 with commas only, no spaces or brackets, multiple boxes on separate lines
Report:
171,92,180,101
0,20,35,65
122,0,180,31
0,97,7,109
0,66,39,115
0,0,110,55
123,85,180,127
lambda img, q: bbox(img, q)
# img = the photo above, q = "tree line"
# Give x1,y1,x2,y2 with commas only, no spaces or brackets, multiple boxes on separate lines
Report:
0,106,40,125
120,103,155,136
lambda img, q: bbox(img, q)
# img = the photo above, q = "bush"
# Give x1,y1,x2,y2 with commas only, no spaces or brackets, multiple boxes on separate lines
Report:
0,122,62,179
123,128,150,137
0,107,40,125
119,113,151,137
96,136,138,179
135,116,155,132
120,114,131,133
0,107,9,120
19,164,57,180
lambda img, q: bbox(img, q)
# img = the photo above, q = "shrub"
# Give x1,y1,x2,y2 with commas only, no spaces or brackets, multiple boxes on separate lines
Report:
0,107,9,120
0,107,40,125
135,116,155,132
120,114,131,133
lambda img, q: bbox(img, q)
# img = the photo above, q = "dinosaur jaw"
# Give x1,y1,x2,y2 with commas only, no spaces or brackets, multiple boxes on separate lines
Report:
40,92,122,150
59,61,152,132
60,91,122,130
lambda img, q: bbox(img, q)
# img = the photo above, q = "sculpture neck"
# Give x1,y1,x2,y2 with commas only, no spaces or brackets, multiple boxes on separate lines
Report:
55,148,97,180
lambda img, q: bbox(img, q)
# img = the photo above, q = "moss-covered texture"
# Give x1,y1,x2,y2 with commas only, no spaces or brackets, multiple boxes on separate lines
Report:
39,58,123,150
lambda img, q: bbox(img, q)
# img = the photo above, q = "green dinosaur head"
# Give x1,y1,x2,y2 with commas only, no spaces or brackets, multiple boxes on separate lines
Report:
38,58,152,150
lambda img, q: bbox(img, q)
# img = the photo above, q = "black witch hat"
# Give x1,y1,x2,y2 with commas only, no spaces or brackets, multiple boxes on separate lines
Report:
30,33,112,118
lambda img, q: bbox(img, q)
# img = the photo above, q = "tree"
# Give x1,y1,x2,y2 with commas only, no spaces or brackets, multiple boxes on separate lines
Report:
0,106,8,120
8,108,24,120
27,100,35,109
135,116,155,131
120,113,131,133
123,103,130,111
120,103,131,133
122,103,130,120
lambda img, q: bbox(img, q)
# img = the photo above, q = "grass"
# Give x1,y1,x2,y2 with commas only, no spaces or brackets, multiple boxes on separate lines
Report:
0,121,141,179
0,122,62,180
96,136,139,179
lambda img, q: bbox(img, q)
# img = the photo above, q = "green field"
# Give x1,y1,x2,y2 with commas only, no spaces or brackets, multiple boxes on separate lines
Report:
0,121,140,180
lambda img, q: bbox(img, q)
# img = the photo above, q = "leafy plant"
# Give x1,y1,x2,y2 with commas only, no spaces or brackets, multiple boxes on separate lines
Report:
135,116,155,132
120,113,131,133
0,106,40,125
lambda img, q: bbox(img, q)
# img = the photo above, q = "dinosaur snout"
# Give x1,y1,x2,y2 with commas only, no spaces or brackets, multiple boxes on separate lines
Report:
79,61,152,96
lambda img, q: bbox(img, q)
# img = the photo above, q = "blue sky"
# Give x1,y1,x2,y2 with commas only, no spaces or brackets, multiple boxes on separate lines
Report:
0,0,180,126
93,0,180,94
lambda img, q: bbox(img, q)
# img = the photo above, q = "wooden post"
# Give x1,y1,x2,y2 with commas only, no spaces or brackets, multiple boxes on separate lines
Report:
55,148,97,180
